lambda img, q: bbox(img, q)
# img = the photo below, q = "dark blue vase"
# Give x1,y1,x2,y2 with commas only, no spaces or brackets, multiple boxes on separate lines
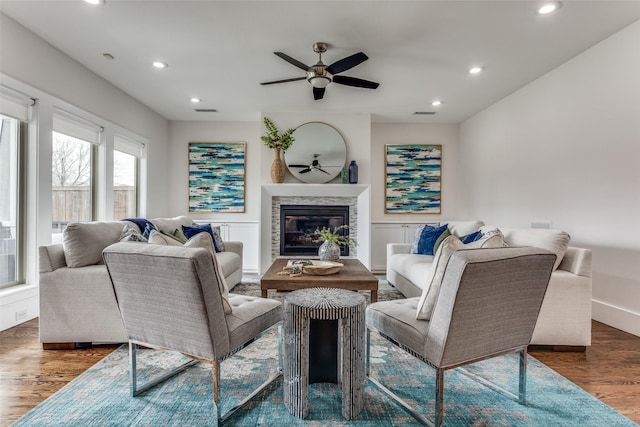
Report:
349,160,358,184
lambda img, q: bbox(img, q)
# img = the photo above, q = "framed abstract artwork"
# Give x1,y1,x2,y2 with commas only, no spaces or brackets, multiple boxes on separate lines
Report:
188,142,246,213
385,144,442,213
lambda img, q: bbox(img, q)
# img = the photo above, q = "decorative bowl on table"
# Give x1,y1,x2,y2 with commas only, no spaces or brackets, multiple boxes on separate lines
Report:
302,260,343,275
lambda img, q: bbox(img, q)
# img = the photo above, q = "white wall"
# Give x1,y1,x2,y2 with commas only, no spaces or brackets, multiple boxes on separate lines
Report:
371,123,460,223
459,21,640,336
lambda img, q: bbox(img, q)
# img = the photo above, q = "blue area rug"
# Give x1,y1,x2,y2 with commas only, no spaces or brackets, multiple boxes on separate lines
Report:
13,330,636,426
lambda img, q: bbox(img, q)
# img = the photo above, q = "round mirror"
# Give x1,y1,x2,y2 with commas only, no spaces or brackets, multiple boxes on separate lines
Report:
285,122,347,183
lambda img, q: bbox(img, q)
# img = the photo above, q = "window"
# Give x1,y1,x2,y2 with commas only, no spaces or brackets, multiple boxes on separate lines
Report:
52,109,102,236
51,132,94,235
113,136,141,219
0,84,31,289
0,115,24,288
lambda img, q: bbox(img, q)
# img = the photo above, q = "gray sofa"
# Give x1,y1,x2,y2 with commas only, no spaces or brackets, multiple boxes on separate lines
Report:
38,216,243,347
386,221,593,349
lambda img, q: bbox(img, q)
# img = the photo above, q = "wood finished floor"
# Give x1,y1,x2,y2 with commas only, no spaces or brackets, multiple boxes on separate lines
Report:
1,319,639,426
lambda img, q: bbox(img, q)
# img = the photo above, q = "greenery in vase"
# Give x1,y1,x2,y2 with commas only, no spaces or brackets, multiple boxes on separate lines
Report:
312,225,355,248
260,117,295,152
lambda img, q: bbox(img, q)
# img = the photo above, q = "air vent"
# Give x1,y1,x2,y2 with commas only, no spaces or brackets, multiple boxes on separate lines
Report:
414,111,436,115
195,109,217,113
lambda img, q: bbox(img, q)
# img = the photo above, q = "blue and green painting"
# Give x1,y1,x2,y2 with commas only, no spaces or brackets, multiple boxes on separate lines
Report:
189,142,245,213
385,144,441,213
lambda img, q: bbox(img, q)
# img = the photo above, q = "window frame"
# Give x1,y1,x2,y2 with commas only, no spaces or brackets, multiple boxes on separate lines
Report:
0,117,27,289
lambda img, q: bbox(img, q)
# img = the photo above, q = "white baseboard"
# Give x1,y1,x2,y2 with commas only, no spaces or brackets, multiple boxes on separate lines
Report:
592,299,640,338
0,284,39,332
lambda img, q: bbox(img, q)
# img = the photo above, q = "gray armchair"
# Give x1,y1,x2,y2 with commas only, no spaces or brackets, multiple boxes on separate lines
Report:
366,247,556,426
103,242,283,424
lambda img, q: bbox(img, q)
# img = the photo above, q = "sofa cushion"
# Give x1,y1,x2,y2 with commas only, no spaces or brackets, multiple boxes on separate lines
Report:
415,236,463,320
148,230,182,245
461,230,482,244
142,223,157,239
447,221,485,237
482,226,570,270
211,226,225,252
182,224,225,252
63,221,130,268
414,224,450,256
415,233,506,320
149,230,232,314
150,216,194,234
119,224,147,243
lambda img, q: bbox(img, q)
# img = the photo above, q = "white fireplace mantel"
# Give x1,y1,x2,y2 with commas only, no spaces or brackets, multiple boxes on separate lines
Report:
260,184,371,273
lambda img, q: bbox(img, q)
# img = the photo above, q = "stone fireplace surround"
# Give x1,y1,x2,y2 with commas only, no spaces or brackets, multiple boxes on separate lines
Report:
260,184,370,273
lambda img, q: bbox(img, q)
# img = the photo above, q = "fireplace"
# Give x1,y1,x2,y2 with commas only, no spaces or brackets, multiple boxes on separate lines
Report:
280,205,350,256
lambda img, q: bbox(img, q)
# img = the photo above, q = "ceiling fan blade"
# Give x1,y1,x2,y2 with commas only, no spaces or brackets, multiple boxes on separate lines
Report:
274,52,310,71
260,77,306,85
333,75,379,89
318,167,331,175
299,168,311,174
326,52,368,74
313,87,326,100
288,164,310,168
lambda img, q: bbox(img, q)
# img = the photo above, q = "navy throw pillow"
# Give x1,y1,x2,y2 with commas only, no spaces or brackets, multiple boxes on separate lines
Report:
142,223,156,239
416,224,449,256
462,230,483,244
182,224,220,252
122,217,153,234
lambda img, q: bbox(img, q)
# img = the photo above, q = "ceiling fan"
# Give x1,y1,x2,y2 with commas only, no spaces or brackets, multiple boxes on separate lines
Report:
260,42,379,100
288,154,331,174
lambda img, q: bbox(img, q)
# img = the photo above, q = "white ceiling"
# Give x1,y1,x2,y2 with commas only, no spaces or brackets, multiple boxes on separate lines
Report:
2,1,639,123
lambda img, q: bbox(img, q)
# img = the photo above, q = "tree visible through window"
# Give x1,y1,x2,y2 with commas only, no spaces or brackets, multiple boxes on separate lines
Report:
51,131,93,235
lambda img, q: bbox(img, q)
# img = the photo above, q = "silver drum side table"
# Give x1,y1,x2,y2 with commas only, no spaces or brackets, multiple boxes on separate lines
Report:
283,287,366,420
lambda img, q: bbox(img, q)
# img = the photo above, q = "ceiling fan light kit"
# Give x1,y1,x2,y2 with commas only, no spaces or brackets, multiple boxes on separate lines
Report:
261,42,379,100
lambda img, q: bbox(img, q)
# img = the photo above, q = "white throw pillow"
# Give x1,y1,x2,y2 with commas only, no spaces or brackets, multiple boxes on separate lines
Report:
415,233,507,320
148,230,182,246
148,230,232,314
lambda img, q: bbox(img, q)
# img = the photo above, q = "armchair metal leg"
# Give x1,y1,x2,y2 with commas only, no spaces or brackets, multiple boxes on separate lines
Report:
519,348,527,404
216,322,283,424
128,324,283,425
435,368,444,427
456,347,529,404
366,328,432,426
129,341,198,397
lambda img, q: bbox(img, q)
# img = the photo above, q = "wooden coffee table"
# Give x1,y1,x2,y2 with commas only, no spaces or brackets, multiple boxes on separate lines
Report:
261,258,379,303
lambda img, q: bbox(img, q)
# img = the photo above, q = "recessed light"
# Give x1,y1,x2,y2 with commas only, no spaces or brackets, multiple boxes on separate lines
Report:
469,66,483,74
102,53,114,60
431,100,442,107
152,61,168,69
414,111,436,115
84,0,106,5
538,2,561,14
190,98,201,103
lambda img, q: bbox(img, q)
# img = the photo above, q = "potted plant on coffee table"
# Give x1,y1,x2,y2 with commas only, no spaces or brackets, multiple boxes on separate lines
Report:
313,225,354,262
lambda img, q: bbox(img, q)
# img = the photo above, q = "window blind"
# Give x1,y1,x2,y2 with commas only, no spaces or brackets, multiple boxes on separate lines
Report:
114,134,144,157
53,108,103,145
0,85,35,122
